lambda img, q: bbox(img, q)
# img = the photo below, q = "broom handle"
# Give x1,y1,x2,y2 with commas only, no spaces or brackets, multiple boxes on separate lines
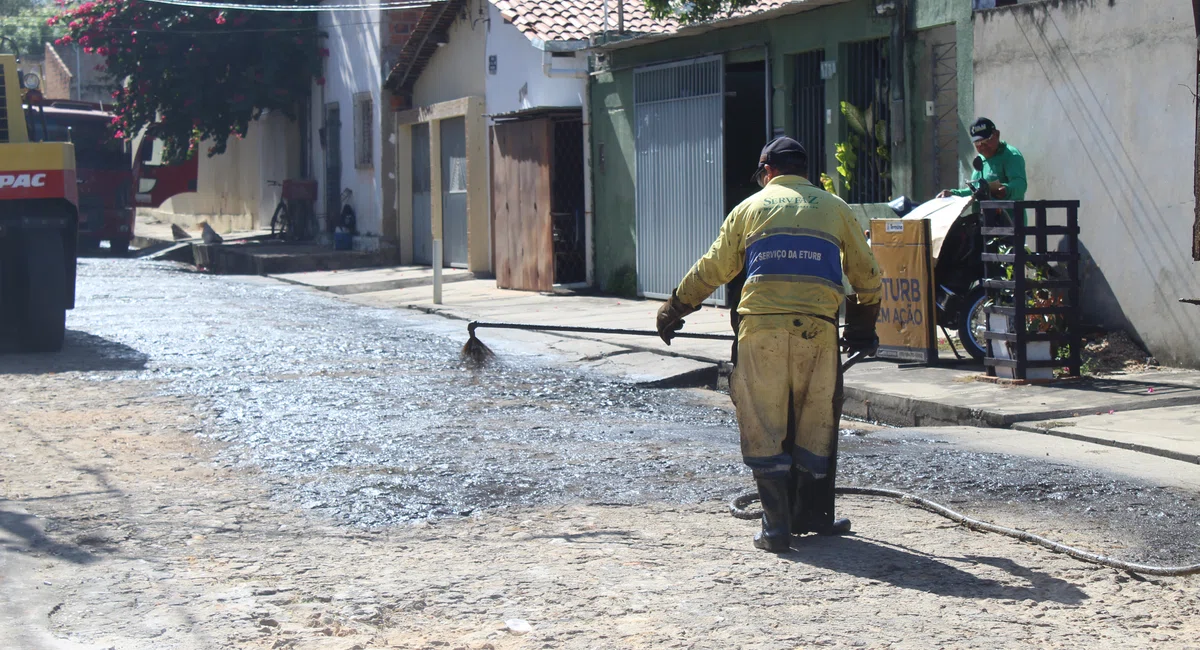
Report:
467,321,734,341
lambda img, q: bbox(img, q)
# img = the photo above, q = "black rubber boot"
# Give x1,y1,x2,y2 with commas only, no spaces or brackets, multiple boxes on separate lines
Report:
752,477,792,553
791,472,852,536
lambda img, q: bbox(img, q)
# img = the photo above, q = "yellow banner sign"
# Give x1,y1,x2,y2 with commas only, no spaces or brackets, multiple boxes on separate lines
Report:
868,218,937,363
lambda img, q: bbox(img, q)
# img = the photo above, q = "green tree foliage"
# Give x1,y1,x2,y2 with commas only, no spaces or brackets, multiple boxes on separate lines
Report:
0,0,66,60
642,0,759,23
54,0,323,162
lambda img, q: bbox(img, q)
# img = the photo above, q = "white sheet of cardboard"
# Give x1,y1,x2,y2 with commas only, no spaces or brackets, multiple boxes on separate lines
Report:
901,196,974,262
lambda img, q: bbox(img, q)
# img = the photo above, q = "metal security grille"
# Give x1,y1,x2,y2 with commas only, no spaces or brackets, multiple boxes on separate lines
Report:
845,38,892,204
552,117,586,285
633,56,726,303
353,92,373,169
0,64,9,142
793,50,826,181
411,122,432,265
323,104,341,230
930,40,959,192
440,117,469,268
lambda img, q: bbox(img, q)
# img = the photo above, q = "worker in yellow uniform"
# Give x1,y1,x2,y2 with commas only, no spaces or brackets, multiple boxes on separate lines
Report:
656,137,883,553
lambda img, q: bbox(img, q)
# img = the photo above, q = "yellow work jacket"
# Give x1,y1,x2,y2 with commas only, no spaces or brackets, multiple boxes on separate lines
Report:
676,175,882,318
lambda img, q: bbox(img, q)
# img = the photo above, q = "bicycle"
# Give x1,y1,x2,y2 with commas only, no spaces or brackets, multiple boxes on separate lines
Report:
267,179,319,241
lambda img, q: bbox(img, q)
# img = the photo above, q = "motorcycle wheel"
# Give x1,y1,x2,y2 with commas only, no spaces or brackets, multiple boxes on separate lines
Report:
957,287,990,361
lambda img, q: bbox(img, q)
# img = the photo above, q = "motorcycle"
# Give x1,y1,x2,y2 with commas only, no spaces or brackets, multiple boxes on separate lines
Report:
889,157,1012,360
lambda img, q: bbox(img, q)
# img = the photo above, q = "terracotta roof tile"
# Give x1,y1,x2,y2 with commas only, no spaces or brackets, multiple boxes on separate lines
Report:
492,0,797,43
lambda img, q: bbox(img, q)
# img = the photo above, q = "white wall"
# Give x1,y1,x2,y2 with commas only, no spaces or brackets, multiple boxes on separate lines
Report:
973,0,1200,367
484,3,586,116
412,0,487,107
146,111,298,232
313,1,383,248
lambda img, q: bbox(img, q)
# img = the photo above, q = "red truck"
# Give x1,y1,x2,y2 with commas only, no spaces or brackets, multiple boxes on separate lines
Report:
33,99,198,253
36,100,136,252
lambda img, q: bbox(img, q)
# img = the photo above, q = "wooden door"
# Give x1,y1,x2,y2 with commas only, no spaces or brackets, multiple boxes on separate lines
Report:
491,119,553,291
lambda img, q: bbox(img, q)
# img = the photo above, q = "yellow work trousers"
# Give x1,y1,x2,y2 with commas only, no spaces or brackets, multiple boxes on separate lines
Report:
729,314,841,479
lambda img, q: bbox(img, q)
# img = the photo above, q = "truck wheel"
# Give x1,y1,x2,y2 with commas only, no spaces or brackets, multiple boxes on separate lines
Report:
957,287,990,361
21,231,67,353
109,237,131,256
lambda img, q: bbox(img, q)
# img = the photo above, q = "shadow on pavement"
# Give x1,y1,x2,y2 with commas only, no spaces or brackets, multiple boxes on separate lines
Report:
0,506,102,565
1041,376,1195,395
784,535,1088,604
0,330,148,374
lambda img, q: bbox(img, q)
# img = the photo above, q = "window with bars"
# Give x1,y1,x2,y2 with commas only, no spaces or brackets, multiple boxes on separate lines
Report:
446,155,467,193
844,38,892,204
793,50,826,182
353,92,373,169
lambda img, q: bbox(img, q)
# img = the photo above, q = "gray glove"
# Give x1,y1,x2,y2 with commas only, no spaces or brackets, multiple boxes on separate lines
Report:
655,290,700,346
841,299,880,357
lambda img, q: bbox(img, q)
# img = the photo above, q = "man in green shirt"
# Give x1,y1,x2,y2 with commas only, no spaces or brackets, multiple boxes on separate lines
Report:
937,117,1027,202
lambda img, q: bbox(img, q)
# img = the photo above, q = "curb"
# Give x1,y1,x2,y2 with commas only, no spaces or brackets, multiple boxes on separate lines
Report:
842,385,1200,430
1010,422,1200,465
841,387,1003,429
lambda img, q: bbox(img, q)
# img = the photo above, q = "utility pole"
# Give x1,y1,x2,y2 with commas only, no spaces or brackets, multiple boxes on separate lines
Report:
1192,0,1199,260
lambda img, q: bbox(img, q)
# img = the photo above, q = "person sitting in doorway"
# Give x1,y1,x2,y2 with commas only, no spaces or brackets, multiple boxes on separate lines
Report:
936,117,1027,203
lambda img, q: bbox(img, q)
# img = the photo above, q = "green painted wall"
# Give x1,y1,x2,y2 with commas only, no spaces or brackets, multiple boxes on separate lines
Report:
589,0,976,292
590,69,639,293
913,0,957,27
606,0,892,183
912,0,976,195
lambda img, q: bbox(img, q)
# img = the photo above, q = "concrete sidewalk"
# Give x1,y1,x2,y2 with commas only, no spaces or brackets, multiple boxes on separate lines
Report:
271,266,475,295
275,272,1200,465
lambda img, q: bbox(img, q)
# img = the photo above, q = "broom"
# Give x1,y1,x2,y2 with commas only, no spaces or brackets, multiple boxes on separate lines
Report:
460,320,735,366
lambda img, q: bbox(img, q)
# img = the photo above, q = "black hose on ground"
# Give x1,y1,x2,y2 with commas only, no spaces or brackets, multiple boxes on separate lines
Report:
730,487,1200,577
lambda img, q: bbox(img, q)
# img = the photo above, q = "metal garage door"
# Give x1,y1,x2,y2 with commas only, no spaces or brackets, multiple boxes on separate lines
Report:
411,123,432,265
440,117,470,268
634,56,725,304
